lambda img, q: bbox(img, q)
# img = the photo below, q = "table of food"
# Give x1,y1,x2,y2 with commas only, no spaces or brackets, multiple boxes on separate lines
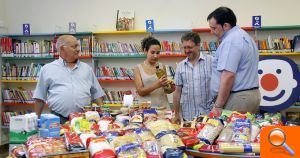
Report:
8,103,290,158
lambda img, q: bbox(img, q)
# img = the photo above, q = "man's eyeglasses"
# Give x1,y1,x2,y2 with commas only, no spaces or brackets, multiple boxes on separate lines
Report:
181,45,196,50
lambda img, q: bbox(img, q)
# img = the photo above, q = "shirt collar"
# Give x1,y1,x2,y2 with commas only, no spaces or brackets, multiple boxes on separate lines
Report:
184,52,205,64
58,57,80,68
221,25,240,41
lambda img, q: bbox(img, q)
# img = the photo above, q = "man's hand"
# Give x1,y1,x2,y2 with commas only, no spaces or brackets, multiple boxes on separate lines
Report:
172,113,182,125
210,107,222,117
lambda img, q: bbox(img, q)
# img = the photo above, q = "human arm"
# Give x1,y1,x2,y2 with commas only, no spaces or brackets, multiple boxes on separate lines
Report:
133,67,168,96
211,70,235,115
173,85,182,123
93,97,104,106
32,67,48,118
35,99,46,118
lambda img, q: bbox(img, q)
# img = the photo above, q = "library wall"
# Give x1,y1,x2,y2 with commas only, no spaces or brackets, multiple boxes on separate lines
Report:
3,0,300,34
0,0,6,34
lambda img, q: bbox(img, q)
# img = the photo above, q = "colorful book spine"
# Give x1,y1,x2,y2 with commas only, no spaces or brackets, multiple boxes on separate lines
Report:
2,63,44,80
96,66,134,80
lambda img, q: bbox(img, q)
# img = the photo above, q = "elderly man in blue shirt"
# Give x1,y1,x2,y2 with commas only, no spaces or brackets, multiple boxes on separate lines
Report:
33,35,105,123
207,7,261,116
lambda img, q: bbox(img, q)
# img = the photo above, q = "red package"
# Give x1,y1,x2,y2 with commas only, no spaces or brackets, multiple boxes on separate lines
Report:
93,149,116,158
178,128,197,137
181,136,200,147
65,132,85,151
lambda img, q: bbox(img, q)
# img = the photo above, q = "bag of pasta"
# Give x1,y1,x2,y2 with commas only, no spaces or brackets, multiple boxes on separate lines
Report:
197,118,223,144
112,135,146,158
145,119,175,136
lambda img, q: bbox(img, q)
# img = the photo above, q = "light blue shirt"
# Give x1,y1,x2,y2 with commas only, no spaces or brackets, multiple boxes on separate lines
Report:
210,26,259,97
175,52,212,121
33,58,105,117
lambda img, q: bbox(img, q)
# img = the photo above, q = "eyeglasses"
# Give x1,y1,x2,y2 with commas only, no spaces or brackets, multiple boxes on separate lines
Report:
181,45,197,50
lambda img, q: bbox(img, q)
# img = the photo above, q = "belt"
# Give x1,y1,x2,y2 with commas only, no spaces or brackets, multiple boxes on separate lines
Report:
231,87,259,93
50,110,68,119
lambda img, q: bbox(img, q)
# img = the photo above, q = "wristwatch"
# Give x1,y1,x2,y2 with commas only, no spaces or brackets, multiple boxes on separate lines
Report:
213,102,223,108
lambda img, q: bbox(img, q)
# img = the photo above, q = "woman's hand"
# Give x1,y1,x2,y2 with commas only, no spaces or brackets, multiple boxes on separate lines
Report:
156,75,168,88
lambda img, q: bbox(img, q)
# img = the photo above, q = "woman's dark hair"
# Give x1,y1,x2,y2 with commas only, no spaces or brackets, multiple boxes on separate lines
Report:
207,6,237,27
141,36,161,51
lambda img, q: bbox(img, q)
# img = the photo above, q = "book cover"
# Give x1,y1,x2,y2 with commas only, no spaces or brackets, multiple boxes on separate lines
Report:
116,10,135,31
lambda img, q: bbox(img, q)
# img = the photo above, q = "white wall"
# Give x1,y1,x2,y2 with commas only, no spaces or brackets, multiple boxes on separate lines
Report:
4,0,300,34
0,0,7,34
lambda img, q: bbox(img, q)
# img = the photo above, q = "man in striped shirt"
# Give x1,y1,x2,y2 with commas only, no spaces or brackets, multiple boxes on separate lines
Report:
173,32,213,121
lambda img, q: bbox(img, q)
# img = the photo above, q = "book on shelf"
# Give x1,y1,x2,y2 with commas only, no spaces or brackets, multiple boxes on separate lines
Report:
116,10,135,31
256,36,293,52
2,88,34,104
1,110,33,126
95,66,134,80
0,37,54,57
92,40,143,56
2,62,43,80
103,89,135,104
78,37,92,56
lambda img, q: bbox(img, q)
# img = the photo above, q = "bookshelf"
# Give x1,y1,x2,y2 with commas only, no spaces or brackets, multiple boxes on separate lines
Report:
1,25,300,144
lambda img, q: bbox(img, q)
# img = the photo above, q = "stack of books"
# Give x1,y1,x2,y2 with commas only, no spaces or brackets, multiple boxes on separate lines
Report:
95,66,134,80
0,37,54,57
93,41,143,56
78,37,92,57
2,88,34,104
103,89,135,104
2,63,43,80
256,36,293,52
1,111,33,126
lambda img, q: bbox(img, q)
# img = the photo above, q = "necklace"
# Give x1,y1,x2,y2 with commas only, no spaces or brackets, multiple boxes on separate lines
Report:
144,61,156,69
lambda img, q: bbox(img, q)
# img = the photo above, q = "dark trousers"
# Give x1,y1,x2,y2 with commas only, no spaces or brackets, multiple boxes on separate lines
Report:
50,111,69,124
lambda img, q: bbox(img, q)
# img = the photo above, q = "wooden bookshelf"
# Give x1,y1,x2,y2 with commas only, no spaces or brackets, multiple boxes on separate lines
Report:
1,80,38,83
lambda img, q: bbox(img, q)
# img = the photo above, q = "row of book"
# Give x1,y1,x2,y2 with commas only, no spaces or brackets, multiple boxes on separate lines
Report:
0,37,92,57
1,111,32,126
2,63,43,80
95,65,175,81
103,89,135,104
95,66,135,80
2,88,34,104
256,36,293,52
92,40,143,54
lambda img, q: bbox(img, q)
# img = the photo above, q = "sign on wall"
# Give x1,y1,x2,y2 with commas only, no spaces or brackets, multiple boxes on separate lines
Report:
259,56,300,112
23,24,30,36
145,19,154,32
252,16,261,28
69,22,76,34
